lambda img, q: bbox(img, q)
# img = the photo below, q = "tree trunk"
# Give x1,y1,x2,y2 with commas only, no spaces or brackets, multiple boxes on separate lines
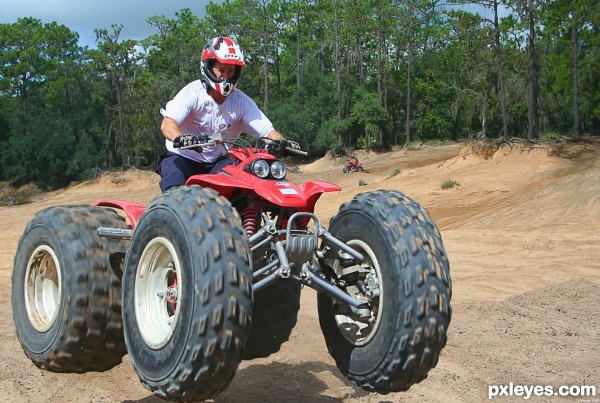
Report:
263,32,269,111
296,7,301,89
377,11,388,147
480,93,488,140
405,41,412,145
334,10,343,146
493,0,510,141
527,0,539,141
115,74,126,170
571,16,581,139
107,120,113,168
404,4,415,145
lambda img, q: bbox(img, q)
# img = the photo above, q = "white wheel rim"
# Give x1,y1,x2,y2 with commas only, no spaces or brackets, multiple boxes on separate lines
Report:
25,245,61,332
135,237,182,350
334,239,383,346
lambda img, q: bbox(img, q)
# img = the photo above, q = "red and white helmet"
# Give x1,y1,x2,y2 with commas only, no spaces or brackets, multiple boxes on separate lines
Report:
201,36,245,97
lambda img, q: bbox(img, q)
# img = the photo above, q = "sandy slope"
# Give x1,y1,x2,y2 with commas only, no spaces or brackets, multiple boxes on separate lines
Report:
0,139,598,402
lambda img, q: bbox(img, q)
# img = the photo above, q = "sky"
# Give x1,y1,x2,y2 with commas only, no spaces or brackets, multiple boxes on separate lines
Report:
0,1,509,49
0,0,214,48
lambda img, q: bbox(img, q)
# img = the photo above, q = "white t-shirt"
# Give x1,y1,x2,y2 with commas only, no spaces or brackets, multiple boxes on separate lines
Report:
160,80,274,163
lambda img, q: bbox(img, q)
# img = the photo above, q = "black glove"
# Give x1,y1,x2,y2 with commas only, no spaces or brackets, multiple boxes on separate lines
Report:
266,139,294,156
172,133,208,149
286,140,301,151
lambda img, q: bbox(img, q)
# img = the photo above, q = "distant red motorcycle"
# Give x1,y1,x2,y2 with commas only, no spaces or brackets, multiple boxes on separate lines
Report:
343,159,364,173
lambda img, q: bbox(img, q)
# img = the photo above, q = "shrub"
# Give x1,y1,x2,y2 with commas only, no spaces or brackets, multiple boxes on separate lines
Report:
441,179,459,190
388,167,401,178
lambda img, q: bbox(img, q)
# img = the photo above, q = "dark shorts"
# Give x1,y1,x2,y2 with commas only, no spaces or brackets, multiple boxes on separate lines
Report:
156,152,235,192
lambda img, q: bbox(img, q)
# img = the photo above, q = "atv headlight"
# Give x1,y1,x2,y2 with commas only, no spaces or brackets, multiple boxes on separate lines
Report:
270,161,286,179
252,159,270,178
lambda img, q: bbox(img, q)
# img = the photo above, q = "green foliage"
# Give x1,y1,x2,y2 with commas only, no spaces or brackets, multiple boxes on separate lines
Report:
413,74,454,140
315,118,350,152
267,59,336,149
356,135,377,150
350,88,390,149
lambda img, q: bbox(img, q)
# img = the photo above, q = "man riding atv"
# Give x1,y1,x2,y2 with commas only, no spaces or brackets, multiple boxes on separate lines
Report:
156,35,289,192
343,154,364,173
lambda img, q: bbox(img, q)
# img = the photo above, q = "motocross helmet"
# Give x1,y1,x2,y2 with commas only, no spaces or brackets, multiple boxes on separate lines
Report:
201,36,245,97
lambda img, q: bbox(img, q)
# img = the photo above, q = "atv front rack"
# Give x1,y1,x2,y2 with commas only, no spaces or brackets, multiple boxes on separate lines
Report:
249,212,372,318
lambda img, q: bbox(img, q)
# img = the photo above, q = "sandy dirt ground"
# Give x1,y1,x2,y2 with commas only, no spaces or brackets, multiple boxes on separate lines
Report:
0,139,598,402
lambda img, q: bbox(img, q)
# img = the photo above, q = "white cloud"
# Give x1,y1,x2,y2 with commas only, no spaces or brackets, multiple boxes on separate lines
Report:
0,0,214,47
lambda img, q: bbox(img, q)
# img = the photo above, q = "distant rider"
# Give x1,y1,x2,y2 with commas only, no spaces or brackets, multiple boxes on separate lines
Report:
156,35,287,192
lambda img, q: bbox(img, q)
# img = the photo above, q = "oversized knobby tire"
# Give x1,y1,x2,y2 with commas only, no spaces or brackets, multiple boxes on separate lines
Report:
318,190,451,393
12,205,129,372
343,167,350,173
242,279,301,360
356,166,364,172
122,186,253,402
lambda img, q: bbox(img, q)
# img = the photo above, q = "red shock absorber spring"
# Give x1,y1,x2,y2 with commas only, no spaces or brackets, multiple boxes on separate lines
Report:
282,212,309,232
243,206,258,236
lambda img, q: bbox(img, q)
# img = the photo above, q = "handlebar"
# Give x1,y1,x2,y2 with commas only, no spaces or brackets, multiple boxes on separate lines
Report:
179,140,219,150
173,133,308,158
178,132,222,150
285,146,308,157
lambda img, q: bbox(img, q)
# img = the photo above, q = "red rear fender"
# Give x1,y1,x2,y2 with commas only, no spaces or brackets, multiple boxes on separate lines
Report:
92,200,147,228
185,175,253,199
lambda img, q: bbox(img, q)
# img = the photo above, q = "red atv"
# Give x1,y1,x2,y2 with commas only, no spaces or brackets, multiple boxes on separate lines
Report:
12,134,451,402
343,159,364,173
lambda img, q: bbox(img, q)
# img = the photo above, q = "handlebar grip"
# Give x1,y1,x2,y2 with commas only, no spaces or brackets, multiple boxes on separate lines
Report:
286,147,308,156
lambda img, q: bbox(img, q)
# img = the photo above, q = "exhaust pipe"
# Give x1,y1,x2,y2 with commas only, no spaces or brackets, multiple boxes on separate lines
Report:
97,227,133,240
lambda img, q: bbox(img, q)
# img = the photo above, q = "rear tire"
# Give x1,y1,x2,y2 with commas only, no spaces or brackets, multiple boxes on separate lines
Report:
242,279,301,359
318,190,451,393
12,205,128,372
122,186,253,402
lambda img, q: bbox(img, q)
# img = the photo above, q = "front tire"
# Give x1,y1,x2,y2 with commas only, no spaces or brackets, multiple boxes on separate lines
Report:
12,205,128,372
122,186,253,402
318,190,451,393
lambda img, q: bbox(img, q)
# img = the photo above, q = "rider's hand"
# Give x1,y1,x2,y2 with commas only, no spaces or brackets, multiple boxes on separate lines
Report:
172,133,208,149
275,140,289,155
285,140,301,151
267,139,296,156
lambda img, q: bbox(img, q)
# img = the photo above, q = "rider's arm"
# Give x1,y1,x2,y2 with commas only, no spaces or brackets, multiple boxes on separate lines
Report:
161,117,184,141
265,129,285,141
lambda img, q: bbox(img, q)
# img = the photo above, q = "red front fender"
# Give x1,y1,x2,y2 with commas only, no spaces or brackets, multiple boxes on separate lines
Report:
300,181,341,211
